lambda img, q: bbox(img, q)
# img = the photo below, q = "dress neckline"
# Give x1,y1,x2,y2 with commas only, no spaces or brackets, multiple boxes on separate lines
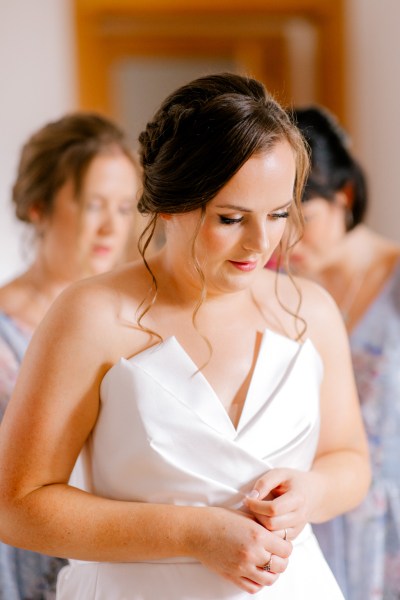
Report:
109,327,323,435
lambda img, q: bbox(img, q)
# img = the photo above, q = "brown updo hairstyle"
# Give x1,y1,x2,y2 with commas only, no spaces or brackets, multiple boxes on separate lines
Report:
139,73,307,220
137,73,309,337
13,112,136,224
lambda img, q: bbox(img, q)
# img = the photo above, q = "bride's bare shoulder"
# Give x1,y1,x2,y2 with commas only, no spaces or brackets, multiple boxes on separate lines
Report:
37,261,152,344
67,260,148,301
259,268,337,314
257,269,344,347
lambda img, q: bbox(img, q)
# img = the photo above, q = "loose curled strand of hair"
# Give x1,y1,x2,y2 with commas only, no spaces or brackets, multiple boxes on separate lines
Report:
135,214,162,342
274,249,307,342
269,124,309,341
190,208,213,372
272,204,307,341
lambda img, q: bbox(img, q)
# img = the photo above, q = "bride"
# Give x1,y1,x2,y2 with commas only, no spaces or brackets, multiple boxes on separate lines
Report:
0,73,370,599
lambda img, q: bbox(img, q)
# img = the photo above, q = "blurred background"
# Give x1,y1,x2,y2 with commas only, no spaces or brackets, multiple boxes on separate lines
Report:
1,0,399,284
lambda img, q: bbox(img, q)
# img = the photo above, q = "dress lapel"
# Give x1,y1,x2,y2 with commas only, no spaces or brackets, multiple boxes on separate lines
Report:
130,336,237,439
236,329,303,432
128,331,323,444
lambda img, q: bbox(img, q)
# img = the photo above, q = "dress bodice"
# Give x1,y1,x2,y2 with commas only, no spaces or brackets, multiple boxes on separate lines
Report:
77,329,323,510
61,329,345,599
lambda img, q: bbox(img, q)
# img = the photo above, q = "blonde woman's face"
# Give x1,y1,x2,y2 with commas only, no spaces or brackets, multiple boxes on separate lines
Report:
40,152,140,279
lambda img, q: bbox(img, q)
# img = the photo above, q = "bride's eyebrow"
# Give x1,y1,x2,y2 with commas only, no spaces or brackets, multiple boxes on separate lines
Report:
215,200,293,212
270,200,293,211
215,204,251,212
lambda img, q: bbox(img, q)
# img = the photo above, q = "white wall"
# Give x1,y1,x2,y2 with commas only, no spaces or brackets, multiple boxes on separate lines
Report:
0,0,76,284
112,57,236,151
0,0,399,284
345,0,400,241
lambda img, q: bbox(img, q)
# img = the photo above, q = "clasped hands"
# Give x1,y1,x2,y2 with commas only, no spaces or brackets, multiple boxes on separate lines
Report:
241,467,313,591
244,467,312,543
195,467,313,594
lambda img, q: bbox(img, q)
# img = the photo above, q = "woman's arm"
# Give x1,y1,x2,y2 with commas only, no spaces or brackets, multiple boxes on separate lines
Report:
305,282,371,520
245,280,371,536
0,279,291,593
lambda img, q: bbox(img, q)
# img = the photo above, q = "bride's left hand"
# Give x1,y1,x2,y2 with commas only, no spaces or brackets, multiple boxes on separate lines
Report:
243,468,317,541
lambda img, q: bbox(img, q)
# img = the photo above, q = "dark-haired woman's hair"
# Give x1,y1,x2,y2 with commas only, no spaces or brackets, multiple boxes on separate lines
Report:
13,112,135,223
291,106,368,229
136,73,310,341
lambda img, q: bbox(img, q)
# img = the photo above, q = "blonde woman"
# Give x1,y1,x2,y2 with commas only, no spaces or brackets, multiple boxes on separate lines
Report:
0,112,140,599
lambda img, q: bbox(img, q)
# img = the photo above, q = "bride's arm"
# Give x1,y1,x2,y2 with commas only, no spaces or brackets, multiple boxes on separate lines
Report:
0,279,291,593
245,280,371,537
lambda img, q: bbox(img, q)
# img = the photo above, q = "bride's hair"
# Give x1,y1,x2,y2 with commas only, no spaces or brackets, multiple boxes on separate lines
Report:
136,72,309,342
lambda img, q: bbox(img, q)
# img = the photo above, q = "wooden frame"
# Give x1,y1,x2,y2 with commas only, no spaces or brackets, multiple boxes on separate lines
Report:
73,0,345,122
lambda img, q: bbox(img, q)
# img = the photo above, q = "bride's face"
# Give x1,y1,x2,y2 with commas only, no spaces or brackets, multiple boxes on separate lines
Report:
163,139,297,296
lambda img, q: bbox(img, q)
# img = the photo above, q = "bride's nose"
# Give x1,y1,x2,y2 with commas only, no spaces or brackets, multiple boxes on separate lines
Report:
241,220,270,254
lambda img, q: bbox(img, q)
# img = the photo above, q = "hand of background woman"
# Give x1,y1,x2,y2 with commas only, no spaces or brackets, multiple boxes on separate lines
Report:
191,506,292,593
244,468,317,541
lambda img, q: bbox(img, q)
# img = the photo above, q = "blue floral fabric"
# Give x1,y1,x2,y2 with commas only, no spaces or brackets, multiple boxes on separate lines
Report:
314,262,400,600
0,311,67,599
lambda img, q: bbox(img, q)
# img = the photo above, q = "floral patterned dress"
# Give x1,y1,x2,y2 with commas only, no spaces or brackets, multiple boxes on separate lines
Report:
0,311,67,600
314,261,400,600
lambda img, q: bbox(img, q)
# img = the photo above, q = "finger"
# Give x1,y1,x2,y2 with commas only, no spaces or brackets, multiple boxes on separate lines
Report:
276,527,289,541
253,572,280,587
268,524,296,541
237,578,265,594
261,552,288,574
245,566,280,587
221,568,272,593
265,532,292,559
257,552,289,575
246,490,300,517
245,468,290,501
222,572,264,595
254,510,298,533
259,515,305,541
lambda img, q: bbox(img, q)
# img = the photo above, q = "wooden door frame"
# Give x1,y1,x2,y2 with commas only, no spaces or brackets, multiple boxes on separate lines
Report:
73,0,345,123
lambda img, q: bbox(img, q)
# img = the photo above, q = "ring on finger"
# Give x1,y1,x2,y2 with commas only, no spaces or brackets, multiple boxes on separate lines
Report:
261,555,273,572
283,528,288,541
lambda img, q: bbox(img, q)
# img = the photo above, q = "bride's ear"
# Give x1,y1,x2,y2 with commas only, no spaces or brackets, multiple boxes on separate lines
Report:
159,214,172,221
334,183,355,230
335,182,354,209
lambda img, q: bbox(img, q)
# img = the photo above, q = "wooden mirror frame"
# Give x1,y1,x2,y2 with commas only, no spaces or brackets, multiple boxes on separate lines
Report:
74,0,345,122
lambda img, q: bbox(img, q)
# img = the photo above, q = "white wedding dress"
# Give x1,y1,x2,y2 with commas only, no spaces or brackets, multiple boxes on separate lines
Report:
57,329,344,599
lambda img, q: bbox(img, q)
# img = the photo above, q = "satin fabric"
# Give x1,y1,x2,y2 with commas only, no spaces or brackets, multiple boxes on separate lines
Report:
58,329,344,599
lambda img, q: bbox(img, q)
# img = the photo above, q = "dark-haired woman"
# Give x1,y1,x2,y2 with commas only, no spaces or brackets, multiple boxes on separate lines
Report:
0,112,140,599
0,75,370,599
288,106,400,600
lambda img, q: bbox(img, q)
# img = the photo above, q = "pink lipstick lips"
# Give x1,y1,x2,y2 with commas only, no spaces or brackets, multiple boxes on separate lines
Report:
229,260,257,272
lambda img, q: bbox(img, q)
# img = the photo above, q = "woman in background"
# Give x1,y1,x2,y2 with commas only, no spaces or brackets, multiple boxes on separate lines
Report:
0,112,140,599
288,106,400,600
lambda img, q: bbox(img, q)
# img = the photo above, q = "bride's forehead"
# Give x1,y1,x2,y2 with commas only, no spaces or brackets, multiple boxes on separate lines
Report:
206,149,295,206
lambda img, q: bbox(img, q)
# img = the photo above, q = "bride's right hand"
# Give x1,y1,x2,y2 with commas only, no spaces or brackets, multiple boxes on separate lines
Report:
188,507,292,594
